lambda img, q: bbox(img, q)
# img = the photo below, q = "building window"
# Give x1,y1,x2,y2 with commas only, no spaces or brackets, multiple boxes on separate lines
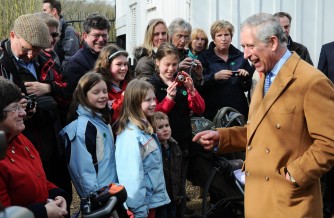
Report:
146,0,156,10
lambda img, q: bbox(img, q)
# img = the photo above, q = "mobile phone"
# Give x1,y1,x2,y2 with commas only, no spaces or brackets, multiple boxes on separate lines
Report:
231,71,239,77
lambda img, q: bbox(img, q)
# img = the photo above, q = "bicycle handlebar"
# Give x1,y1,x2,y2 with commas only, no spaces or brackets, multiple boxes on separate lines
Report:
82,196,117,218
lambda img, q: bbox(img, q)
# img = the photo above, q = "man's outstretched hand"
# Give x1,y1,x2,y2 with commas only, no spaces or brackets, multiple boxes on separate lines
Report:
192,130,220,151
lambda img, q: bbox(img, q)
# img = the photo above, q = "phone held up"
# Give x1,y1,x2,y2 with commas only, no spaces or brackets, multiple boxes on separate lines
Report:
230,71,239,77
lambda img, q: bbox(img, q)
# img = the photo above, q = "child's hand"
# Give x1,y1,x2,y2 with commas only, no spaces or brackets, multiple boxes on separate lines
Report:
166,81,178,100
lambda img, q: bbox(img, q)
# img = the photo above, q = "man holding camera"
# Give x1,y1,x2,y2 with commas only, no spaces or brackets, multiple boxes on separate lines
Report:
0,14,72,211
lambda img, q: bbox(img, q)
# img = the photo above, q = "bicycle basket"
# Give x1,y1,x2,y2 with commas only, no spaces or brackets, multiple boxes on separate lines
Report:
213,107,246,128
191,116,214,136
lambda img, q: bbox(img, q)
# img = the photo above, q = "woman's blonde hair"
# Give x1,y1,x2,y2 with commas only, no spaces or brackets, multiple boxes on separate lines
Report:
210,20,234,40
143,18,169,55
117,79,155,134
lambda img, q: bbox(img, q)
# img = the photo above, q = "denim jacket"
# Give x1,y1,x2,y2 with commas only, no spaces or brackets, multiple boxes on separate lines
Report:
115,122,170,217
59,104,117,198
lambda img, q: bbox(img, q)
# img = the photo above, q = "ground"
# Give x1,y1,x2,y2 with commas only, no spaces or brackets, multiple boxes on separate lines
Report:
70,180,203,217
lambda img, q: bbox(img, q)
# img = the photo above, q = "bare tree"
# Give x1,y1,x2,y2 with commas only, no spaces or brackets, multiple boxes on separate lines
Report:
0,0,115,42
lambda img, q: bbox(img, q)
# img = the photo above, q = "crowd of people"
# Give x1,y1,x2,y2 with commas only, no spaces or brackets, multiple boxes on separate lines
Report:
0,0,334,217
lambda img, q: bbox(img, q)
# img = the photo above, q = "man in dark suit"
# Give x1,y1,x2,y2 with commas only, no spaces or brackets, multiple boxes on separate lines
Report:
318,41,334,218
318,41,334,83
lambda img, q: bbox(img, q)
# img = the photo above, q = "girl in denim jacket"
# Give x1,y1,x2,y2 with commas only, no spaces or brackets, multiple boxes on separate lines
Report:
115,79,170,218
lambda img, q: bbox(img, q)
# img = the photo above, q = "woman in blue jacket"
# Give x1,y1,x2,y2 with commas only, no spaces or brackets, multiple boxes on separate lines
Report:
115,79,170,218
198,20,254,120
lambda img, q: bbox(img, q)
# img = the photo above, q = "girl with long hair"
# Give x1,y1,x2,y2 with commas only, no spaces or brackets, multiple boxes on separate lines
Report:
115,79,170,218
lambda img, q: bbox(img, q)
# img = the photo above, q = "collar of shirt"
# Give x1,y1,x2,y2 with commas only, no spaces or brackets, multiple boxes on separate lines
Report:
188,50,198,60
269,49,292,83
14,56,38,80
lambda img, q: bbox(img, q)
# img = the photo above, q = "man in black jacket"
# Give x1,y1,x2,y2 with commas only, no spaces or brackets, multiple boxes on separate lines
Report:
43,0,80,69
318,40,334,218
274,12,313,65
65,14,110,98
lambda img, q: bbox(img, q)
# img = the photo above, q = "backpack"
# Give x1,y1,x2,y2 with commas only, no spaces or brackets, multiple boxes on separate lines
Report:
55,22,81,63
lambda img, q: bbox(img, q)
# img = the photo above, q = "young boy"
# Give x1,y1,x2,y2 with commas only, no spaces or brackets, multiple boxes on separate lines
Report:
154,111,184,218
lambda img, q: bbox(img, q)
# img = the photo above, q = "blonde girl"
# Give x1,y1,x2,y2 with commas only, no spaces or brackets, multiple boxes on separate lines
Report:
115,79,170,218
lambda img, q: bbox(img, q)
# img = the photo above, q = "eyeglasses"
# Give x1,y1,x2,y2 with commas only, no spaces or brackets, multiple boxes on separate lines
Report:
3,103,23,113
174,34,190,41
16,35,41,55
89,33,109,39
50,32,60,38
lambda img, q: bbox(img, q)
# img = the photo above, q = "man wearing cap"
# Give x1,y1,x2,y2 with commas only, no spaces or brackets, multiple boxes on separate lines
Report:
0,14,71,211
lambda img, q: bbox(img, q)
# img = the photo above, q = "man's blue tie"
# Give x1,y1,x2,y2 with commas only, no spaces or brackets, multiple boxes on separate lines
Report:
264,72,273,95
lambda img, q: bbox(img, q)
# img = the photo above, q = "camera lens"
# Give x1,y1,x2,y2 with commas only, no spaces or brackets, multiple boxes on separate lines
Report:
24,94,36,111
177,75,185,82
26,101,34,111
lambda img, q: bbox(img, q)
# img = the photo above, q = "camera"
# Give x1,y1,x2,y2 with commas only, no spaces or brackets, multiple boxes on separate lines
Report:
176,74,185,83
24,94,37,111
190,60,197,67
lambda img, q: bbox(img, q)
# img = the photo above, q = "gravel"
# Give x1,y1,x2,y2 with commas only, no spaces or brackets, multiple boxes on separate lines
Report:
70,180,203,217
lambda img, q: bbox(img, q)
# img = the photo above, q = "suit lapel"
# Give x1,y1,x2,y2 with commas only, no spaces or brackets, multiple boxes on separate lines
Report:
248,53,300,142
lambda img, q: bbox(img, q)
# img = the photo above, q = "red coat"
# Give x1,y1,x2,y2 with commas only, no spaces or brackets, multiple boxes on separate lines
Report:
108,81,127,124
0,134,58,207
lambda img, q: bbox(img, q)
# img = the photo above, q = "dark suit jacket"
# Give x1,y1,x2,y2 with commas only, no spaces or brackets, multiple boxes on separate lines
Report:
318,41,334,83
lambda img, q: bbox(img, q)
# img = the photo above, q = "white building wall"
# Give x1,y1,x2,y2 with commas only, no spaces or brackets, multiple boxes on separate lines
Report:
116,0,334,67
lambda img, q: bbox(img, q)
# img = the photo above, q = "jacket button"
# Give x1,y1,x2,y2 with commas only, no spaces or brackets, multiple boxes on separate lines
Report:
247,146,252,151
265,176,269,181
276,123,281,129
265,148,270,154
